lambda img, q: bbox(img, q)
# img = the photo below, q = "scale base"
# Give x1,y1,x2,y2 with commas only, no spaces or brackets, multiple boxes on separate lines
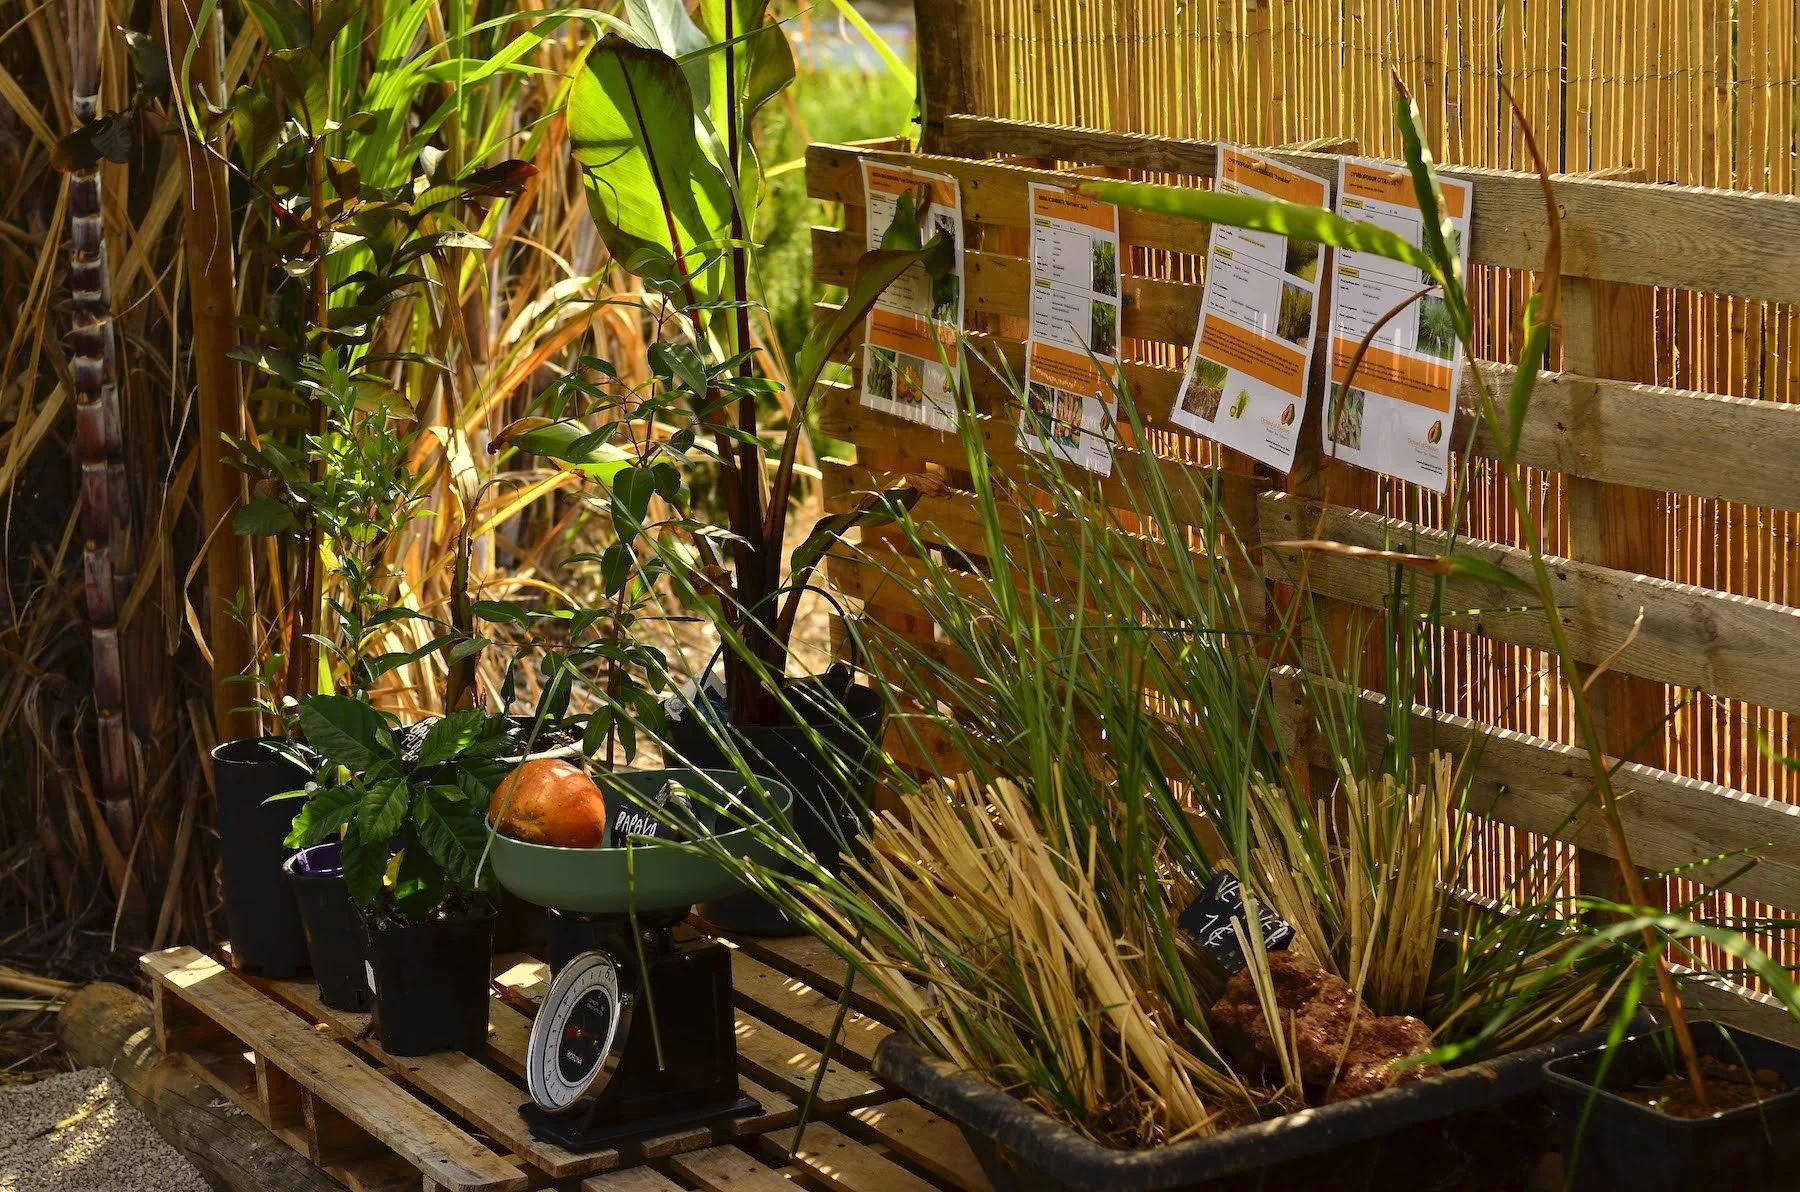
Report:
519,1092,761,1151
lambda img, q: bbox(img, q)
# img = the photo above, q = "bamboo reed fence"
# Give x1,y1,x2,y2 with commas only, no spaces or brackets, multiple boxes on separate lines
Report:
814,0,1800,994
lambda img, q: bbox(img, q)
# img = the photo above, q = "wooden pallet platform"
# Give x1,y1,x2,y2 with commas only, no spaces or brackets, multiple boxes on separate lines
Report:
143,932,990,1192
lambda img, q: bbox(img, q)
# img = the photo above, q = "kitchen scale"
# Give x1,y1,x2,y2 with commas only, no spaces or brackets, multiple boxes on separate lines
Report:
485,769,795,1153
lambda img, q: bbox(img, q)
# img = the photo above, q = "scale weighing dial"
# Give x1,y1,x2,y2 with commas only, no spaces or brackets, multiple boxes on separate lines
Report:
526,950,634,1112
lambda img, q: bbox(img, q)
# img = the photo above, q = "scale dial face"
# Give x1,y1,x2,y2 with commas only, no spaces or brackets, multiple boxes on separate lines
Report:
526,950,632,1112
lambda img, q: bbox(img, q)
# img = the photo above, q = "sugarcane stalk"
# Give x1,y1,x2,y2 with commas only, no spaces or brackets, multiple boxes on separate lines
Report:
67,0,137,856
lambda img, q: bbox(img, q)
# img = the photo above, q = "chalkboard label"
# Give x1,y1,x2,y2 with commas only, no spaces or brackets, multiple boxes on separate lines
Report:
1178,871,1294,973
609,781,692,848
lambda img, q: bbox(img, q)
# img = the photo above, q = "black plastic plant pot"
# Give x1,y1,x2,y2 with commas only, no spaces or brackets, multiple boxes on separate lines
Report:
365,907,496,1056
1543,1021,1800,1191
671,679,884,937
213,738,312,978
875,1026,1624,1192
282,842,372,1012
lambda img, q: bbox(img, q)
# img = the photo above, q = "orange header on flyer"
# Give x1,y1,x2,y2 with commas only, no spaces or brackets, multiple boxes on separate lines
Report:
1032,186,1118,233
1197,317,1308,396
1027,340,1115,397
869,308,959,364
1340,161,1468,220
1329,340,1453,412
866,163,958,211
1221,150,1328,208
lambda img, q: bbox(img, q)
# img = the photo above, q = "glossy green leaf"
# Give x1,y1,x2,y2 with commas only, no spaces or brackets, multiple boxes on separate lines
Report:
1507,295,1550,458
417,708,489,767
296,694,392,772
233,499,297,535
569,36,733,300
1083,178,1434,275
284,785,357,849
339,825,387,908
493,418,634,483
417,787,493,887
356,778,411,849
1394,87,1474,345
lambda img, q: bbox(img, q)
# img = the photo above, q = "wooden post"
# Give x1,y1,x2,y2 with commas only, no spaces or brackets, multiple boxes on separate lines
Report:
1561,171,1669,907
171,0,256,741
914,0,974,154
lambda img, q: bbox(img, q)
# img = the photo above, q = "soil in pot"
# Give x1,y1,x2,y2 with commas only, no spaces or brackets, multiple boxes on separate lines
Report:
212,738,311,978
1544,1020,1800,1191
671,674,883,935
283,842,372,1012
365,902,496,1056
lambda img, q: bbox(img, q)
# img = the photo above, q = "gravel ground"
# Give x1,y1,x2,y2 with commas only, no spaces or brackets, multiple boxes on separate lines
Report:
0,1068,207,1192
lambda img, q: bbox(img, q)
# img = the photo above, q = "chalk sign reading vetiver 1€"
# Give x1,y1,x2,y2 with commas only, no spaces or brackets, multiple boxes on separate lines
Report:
1172,146,1331,473
860,161,966,431
1325,160,1474,491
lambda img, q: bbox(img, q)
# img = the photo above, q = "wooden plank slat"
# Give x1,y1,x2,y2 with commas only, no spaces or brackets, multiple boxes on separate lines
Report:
759,1123,938,1192
726,938,899,1027
1259,493,1800,716
582,1168,687,1192
270,977,612,1180
141,948,527,1192
734,1009,889,1110
1270,670,1800,909
915,118,1800,305
816,234,1800,515
731,950,893,1067
674,1144,801,1192
849,1102,994,1192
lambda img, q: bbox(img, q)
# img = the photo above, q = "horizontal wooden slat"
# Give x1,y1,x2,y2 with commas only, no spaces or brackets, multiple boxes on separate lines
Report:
759,1123,939,1192
1260,493,1800,716
923,118,1800,305
813,227,1201,348
817,379,1268,536
849,1101,994,1192
808,143,1207,254
816,233,1800,515
730,950,893,1066
1466,366,1800,514
826,458,1265,623
1269,669,1800,910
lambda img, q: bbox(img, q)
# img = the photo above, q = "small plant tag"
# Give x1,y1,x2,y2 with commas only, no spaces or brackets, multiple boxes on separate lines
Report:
608,780,693,847
1178,871,1294,973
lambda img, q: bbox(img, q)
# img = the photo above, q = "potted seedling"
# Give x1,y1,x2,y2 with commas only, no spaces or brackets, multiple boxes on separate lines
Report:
279,695,558,1054
493,2,951,930
211,0,535,979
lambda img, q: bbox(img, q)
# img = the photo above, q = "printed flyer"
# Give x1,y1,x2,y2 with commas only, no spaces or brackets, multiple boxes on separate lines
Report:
1324,159,1474,490
860,160,966,431
1173,145,1330,473
1017,183,1122,475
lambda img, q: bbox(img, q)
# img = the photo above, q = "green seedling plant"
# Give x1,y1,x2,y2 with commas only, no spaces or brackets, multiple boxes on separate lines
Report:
492,0,952,735
214,0,543,711
277,697,526,921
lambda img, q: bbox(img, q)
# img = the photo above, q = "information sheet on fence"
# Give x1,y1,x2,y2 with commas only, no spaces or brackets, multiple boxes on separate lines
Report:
1017,184,1122,475
860,161,965,431
1324,160,1474,490
1172,146,1330,473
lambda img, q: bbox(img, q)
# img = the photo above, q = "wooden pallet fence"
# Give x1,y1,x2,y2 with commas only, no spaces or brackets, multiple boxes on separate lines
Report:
809,126,1800,932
